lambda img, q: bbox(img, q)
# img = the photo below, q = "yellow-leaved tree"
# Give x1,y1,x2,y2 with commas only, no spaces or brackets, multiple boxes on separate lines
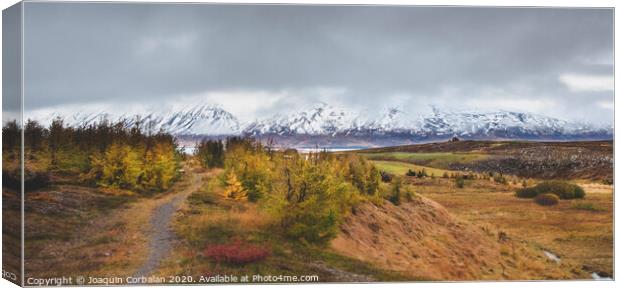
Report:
142,142,178,191
223,170,247,201
91,143,142,189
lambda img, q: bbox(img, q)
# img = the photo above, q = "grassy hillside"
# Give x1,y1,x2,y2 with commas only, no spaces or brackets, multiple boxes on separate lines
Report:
360,152,488,169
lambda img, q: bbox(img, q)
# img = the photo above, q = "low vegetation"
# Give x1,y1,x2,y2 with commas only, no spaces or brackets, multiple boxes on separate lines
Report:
516,181,585,200
204,239,272,265
491,172,508,185
455,176,465,188
534,193,559,206
570,202,604,212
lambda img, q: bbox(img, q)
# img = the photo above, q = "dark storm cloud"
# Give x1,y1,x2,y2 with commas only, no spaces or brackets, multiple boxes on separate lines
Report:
22,3,613,124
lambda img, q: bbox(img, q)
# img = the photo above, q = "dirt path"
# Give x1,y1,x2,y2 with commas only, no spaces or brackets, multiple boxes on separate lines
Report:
133,169,203,277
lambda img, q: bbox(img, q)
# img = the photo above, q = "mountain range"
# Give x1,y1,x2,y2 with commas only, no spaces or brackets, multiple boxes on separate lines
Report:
42,102,613,148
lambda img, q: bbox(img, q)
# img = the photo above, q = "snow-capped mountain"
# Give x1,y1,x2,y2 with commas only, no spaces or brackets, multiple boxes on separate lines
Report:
242,103,612,142
411,110,574,139
45,104,240,136
42,102,612,147
242,103,360,136
158,104,240,135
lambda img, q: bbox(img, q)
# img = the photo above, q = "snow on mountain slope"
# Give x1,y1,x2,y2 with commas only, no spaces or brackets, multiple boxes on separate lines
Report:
242,103,360,136
42,102,612,142
157,104,240,135
414,110,571,137
46,104,240,136
242,103,611,139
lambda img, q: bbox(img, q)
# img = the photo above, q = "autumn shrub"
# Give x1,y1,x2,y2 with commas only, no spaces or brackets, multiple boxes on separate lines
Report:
204,239,271,265
521,179,528,188
455,176,465,188
416,169,427,178
403,188,416,202
515,187,539,198
221,171,248,201
348,156,381,196
273,153,365,245
380,171,393,183
364,165,381,196
516,181,585,199
493,173,507,185
570,202,604,212
388,177,402,205
534,193,559,206
187,189,218,206
284,208,339,245
281,165,353,245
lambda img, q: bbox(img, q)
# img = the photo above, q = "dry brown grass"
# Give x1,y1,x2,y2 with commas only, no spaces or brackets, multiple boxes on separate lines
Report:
331,197,579,280
174,202,275,243
414,177,613,278
22,163,197,279
23,188,146,279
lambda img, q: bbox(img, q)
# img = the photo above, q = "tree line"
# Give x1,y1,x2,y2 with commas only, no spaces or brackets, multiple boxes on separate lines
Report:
2,117,182,192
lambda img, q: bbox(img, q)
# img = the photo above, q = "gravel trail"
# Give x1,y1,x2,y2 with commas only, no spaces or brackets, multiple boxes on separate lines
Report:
133,172,201,277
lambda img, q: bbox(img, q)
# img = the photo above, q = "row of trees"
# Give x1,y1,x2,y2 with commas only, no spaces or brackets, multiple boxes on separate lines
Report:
2,118,182,192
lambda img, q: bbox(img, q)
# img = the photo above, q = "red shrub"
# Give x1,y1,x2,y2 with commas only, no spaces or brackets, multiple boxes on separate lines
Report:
204,240,271,264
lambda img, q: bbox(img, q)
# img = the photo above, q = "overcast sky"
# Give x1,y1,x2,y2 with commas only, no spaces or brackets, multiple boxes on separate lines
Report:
19,3,614,124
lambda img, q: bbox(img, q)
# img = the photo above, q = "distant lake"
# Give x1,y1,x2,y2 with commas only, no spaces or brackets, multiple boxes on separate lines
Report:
180,147,198,155
179,146,368,155
296,146,369,153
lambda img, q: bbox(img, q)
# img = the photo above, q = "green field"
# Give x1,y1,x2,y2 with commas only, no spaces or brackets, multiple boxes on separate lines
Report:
360,152,487,169
370,160,453,177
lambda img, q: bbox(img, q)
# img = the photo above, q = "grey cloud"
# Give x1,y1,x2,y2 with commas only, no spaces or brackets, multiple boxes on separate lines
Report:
21,3,613,124
3,2,22,122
